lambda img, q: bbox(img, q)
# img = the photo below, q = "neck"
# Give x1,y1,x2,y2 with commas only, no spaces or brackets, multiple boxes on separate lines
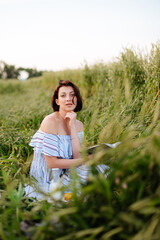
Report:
58,109,67,120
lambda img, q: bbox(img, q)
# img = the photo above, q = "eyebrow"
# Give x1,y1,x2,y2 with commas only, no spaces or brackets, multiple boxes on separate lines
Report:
60,91,75,94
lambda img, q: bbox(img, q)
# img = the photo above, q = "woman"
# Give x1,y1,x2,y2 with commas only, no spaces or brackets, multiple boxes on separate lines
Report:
25,80,109,200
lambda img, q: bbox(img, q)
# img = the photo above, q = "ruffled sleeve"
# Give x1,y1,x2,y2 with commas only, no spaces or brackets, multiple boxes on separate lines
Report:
42,134,59,157
29,130,59,157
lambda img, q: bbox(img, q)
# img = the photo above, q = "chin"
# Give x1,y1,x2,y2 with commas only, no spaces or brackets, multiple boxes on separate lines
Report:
66,108,75,112
65,105,76,111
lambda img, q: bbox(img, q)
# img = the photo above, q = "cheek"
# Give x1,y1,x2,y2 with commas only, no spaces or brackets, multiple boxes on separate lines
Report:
58,97,65,104
73,97,77,105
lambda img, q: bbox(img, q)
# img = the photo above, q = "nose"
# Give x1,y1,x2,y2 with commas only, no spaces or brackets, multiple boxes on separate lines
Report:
66,94,72,101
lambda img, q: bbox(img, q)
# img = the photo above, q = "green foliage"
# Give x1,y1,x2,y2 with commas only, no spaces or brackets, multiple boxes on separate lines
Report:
18,67,42,78
145,42,160,100
0,42,160,239
0,61,42,80
120,48,146,86
0,80,25,94
3,64,19,79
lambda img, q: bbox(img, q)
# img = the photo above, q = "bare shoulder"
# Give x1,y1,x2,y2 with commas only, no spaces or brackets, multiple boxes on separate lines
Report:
40,113,58,134
76,120,84,132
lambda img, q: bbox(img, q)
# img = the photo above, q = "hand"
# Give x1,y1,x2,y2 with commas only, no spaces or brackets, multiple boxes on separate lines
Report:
88,154,93,159
64,111,77,128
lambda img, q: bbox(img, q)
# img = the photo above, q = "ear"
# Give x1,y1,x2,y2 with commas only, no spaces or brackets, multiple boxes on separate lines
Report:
56,99,59,105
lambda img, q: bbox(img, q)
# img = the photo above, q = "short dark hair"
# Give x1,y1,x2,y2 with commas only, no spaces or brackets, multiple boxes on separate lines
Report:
51,80,83,112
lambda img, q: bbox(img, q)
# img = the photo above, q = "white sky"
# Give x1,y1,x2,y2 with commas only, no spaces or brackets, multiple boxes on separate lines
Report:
0,0,160,71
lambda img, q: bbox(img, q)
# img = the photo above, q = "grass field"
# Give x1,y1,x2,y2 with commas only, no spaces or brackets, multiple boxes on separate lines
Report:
0,42,160,239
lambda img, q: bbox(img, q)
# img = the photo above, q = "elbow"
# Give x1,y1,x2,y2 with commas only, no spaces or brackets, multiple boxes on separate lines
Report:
47,162,58,169
44,155,59,169
48,164,55,169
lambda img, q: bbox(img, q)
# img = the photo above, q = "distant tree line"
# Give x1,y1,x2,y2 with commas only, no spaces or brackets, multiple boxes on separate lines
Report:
0,61,42,79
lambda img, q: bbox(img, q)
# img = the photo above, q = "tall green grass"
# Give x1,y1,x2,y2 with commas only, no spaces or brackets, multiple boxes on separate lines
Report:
0,42,160,239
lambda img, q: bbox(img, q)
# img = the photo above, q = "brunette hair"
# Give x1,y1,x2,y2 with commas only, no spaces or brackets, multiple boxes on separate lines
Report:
51,80,83,112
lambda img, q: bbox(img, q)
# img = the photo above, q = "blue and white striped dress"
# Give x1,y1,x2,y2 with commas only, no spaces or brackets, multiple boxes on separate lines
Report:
25,129,109,200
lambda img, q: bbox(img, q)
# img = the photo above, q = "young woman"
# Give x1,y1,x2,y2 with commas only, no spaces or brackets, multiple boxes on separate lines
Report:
25,80,109,200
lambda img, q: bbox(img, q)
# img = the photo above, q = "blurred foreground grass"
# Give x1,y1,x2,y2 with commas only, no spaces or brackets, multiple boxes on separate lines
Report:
0,42,160,239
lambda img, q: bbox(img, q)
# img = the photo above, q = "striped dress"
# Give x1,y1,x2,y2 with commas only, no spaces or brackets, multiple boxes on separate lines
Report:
25,129,109,200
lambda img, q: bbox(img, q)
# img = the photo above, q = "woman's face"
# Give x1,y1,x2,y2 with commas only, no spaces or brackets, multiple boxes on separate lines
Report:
56,86,77,112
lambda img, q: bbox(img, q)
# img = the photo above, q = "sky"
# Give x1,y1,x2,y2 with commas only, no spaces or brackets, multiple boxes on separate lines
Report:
0,0,160,71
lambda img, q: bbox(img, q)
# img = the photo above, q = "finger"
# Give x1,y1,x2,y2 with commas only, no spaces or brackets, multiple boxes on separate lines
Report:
64,112,75,119
64,114,71,119
64,116,69,119
65,112,73,117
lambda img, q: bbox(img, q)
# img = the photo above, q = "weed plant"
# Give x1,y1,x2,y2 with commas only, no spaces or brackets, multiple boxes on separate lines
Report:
0,42,160,239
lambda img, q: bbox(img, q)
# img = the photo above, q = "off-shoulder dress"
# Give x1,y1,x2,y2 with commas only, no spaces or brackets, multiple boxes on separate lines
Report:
25,129,109,200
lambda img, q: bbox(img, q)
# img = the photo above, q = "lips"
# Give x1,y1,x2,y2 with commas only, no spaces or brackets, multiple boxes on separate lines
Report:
66,103,72,106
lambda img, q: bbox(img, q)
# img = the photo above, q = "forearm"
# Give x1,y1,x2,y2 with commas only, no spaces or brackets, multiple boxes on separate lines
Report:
71,126,81,159
44,155,83,169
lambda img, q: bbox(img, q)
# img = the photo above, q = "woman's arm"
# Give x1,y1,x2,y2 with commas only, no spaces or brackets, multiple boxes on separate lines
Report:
44,119,84,169
65,112,84,159
44,155,83,169
41,112,84,169
70,122,83,159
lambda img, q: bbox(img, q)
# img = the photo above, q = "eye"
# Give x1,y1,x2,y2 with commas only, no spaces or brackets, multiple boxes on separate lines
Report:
60,94,65,97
